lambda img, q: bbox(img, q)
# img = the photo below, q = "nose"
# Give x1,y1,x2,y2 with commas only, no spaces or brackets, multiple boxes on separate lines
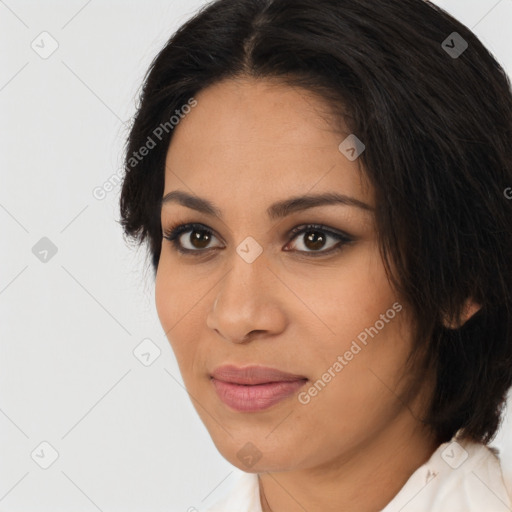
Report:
206,250,287,344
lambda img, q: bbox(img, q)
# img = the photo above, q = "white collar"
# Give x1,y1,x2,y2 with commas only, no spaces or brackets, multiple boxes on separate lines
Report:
205,435,512,512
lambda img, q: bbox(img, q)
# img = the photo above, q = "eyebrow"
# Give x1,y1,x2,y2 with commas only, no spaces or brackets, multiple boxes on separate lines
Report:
160,190,374,220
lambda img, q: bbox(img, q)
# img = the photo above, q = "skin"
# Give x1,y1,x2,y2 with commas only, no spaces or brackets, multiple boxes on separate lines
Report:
155,76,441,512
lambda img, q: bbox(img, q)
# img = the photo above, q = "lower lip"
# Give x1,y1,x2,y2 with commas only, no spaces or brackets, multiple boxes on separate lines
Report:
211,378,307,412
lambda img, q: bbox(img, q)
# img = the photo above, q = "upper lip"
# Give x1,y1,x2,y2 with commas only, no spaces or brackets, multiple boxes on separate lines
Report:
211,365,308,385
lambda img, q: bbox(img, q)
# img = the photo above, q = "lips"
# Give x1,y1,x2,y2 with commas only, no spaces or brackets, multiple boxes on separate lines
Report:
211,364,307,385
210,365,308,412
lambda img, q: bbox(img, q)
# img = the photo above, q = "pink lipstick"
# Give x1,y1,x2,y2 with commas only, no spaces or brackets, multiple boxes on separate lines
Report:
210,365,308,412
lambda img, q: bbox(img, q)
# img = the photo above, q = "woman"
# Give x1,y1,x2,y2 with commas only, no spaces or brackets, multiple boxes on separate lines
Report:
119,0,512,510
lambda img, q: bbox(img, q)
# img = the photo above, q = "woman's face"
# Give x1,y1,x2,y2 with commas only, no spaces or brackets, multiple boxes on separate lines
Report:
155,77,431,472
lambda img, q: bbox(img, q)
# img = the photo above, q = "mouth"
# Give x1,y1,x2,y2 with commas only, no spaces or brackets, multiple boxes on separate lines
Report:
210,364,308,412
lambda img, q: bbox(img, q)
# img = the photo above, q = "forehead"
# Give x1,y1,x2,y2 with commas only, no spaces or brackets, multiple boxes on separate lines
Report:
163,77,373,211
167,77,344,154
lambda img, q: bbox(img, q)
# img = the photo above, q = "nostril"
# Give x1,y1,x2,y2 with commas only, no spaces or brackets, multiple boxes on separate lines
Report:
242,330,265,341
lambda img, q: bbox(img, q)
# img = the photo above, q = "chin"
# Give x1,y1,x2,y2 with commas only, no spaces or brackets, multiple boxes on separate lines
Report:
208,428,307,473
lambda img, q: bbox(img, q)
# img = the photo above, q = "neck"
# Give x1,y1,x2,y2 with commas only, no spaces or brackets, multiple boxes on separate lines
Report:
258,415,439,512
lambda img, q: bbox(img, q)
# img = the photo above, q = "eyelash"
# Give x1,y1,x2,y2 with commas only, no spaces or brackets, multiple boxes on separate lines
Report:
162,222,353,258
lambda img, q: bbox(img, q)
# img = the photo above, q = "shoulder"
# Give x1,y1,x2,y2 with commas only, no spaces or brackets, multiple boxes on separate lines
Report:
381,435,512,512
204,471,261,512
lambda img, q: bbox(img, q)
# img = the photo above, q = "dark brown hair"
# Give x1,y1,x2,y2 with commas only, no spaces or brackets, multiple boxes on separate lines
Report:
119,0,512,444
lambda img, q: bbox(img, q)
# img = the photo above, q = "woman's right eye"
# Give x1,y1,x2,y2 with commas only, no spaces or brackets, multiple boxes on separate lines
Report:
163,223,223,255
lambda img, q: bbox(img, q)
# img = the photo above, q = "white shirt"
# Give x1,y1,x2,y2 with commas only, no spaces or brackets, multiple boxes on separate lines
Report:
205,435,512,512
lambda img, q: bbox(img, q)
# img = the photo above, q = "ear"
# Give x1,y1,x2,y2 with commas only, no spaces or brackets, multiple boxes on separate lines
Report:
442,298,482,329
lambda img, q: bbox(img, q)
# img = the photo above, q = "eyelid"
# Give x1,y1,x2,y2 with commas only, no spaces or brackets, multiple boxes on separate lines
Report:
287,223,353,243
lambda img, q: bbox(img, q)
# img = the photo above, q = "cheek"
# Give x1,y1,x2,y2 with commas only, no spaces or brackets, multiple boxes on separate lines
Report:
154,258,194,366
154,259,176,333
286,241,399,347
295,243,412,410
154,252,201,332
295,311,413,457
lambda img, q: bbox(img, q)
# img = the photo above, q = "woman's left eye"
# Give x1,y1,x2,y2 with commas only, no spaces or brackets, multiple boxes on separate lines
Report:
285,224,353,256
162,222,353,257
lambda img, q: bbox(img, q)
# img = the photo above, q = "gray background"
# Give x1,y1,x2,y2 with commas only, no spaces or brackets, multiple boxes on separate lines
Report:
1,1,511,510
